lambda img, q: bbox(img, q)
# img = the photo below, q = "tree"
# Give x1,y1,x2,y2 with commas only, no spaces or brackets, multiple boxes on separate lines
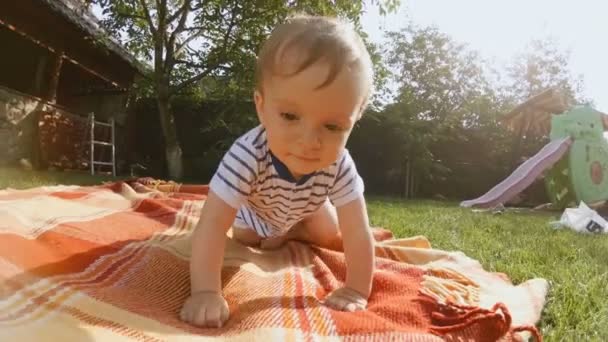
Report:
503,38,586,106
92,0,399,179
367,25,497,196
353,29,589,199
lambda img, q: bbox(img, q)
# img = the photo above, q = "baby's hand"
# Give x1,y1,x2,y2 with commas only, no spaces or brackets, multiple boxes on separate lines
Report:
180,291,229,328
323,287,368,312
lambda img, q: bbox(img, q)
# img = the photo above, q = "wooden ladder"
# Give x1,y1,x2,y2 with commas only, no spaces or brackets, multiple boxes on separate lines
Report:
88,113,116,176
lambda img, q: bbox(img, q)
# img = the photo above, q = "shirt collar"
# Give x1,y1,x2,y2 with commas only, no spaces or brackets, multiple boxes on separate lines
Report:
270,151,315,185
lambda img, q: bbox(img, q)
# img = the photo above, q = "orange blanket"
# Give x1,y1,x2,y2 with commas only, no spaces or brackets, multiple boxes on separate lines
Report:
0,179,548,341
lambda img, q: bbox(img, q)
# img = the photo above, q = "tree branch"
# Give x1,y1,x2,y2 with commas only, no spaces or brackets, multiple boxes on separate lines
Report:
174,59,210,69
174,59,200,66
174,29,206,56
182,26,210,32
170,0,240,94
157,0,167,28
189,1,205,12
116,11,146,20
151,0,165,77
171,65,221,93
137,0,157,35
167,0,190,23
165,0,191,70
179,69,214,88
221,2,239,49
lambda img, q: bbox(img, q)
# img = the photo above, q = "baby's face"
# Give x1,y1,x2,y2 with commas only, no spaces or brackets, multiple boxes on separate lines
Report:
255,60,367,179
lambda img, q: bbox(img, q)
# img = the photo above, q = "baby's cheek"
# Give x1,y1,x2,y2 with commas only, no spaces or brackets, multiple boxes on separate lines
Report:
326,148,342,164
273,127,293,144
267,131,282,148
333,136,349,153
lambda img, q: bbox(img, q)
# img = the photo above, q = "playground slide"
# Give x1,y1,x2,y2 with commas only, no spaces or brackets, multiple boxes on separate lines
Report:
460,137,573,208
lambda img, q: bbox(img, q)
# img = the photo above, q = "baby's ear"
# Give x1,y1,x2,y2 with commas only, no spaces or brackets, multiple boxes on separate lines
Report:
254,90,265,125
356,98,369,121
356,108,364,121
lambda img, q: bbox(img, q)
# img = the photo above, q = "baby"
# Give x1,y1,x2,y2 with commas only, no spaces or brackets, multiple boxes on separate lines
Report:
180,14,376,328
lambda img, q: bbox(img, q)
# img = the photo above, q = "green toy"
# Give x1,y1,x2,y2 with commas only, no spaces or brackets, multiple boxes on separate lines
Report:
545,106,608,207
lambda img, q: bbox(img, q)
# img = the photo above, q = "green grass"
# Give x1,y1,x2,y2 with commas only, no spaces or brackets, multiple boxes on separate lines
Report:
1,168,606,340
367,197,608,341
0,167,118,189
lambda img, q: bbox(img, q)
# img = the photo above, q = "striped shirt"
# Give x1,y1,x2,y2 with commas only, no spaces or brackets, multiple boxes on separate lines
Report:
209,125,364,238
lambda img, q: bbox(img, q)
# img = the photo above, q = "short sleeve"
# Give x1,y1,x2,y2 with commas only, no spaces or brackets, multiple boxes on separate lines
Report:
328,149,365,207
209,138,260,209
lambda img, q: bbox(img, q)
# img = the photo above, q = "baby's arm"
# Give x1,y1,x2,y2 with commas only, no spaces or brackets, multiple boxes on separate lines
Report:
180,190,236,327
324,195,375,311
190,190,236,293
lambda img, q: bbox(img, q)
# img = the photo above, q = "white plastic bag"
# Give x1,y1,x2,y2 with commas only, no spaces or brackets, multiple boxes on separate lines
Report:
552,202,608,234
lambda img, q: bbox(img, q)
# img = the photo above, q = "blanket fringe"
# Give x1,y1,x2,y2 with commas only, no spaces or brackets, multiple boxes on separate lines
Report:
430,302,542,342
431,302,511,333
421,267,480,306
512,325,543,342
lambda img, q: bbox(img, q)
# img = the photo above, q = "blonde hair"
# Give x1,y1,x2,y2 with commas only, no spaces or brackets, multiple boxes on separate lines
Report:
255,14,374,103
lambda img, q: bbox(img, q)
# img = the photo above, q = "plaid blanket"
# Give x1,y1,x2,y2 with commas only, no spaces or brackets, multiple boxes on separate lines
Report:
0,179,548,341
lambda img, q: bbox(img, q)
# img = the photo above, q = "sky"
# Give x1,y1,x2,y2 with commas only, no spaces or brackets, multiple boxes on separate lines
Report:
361,0,608,112
91,1,606,112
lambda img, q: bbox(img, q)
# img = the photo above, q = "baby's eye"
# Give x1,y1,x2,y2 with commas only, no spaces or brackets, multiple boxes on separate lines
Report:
280,112,298,121
325,124,343,132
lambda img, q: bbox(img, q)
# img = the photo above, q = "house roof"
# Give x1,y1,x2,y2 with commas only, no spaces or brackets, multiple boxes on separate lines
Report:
500,88,608,136
500,88,570,136
39,0,146,74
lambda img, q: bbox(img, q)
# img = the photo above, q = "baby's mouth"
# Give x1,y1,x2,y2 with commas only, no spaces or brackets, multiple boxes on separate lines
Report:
293,155,320,162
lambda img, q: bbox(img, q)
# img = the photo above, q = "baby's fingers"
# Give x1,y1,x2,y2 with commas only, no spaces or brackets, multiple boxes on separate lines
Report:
192,306,208,327
205,305,223,328
220,302,230,325
179,302,195,323
324,293,350,311
345,299,367,312
323,289,368,312
179,306,188,322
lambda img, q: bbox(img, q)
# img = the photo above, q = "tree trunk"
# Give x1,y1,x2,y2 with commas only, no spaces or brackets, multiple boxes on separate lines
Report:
32,54,48,97
47,52,64,104
33,51,64,170
156,80,183,180
123,83,139,172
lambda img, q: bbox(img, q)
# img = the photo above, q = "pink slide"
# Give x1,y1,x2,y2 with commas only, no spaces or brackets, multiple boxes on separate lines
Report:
460,137,572,208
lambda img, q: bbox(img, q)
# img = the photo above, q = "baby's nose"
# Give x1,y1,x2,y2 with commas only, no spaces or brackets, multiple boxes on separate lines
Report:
300,127,322,150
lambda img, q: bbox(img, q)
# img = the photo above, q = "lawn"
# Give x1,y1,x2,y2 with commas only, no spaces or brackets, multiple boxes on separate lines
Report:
367,197,608,341
1,167,606,341
0,167,118,189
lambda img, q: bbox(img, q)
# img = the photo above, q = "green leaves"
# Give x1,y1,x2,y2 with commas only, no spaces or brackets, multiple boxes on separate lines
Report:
92,0,401,178
93,0,392,97
350,24,586,199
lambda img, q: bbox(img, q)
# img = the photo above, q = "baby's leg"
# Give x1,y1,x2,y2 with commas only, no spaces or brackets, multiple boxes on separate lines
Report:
232,227,262,247
296,198,342,249
261,199,342,250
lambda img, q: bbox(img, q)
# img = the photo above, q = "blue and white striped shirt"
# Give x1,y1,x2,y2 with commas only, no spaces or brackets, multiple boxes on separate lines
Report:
209,125,364,238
